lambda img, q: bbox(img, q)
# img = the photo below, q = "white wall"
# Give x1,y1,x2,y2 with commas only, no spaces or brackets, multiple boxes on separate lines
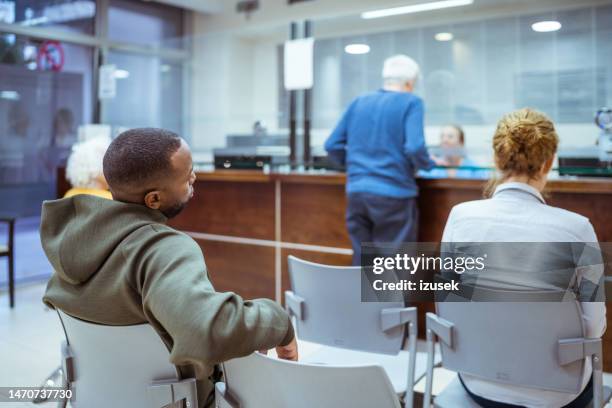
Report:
189,30,258,158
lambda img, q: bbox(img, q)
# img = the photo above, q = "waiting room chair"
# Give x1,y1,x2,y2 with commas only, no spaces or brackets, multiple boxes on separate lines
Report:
423,287,612,408
0,216,15,308
56,309,197,408
215,352,402,408
285,256,434,408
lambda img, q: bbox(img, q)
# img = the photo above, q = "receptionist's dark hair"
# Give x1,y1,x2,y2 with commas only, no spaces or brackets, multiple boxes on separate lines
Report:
103,128,182,191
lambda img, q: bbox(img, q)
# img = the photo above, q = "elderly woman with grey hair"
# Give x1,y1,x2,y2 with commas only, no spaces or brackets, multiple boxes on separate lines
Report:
64,137,112,199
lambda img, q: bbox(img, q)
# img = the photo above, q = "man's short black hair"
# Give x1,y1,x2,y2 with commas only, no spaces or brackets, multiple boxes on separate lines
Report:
103,128,182,191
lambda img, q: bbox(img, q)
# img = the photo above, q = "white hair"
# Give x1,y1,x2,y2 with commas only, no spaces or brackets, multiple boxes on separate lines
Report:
382,54,420,86
66,137,111,189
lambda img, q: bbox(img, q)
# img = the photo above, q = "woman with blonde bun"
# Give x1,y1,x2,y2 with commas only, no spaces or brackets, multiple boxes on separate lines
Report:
442,108,606,408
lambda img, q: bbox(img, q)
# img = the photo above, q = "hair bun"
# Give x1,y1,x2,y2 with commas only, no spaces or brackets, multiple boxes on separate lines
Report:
492,108,559,179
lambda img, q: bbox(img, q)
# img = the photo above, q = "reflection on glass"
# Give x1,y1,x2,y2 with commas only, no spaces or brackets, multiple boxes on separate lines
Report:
10,0,95,34
101,52,185,137
0,35,93,215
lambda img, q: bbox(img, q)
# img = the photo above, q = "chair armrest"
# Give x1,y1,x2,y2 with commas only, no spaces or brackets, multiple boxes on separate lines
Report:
284,291,304,320
424,313,454,408
559,338,604,407
558,338,602,365
426,313,453,346
215,382,240,408
148,378,198,408
380,307,417,332
382,307,418,408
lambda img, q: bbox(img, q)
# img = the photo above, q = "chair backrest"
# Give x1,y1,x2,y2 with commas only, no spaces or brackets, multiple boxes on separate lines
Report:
57,310,185,408
219,352,402,408
435,289,586,394
287,256,405,354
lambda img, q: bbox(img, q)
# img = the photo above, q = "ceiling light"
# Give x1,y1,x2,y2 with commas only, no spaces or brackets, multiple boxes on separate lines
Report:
435,32,454,41
362,0,473,19
114,69,130,79
531,21,561,32
0,91,20,100
345,44,370,55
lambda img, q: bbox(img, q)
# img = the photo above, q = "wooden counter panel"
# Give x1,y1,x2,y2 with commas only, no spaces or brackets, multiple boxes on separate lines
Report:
170,180,275,240
280,249,352,304
281,182,351,248
276,172,346,185
418,186,481,242
195,170,271,183
418,186,612,242
417,177,612,194
195,239,275,300
547,193,612,242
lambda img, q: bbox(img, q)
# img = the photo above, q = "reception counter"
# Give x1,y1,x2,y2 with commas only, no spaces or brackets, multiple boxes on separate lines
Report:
169,170,611,301
56,168,612,368
167,170,612,367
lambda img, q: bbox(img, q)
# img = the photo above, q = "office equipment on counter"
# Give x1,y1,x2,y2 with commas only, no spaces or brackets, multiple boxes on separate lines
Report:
558,108,612,177
213,133,290,170
596,108,612,162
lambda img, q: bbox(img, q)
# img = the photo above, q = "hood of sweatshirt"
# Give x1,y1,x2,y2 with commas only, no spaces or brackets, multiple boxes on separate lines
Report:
40,195,167,285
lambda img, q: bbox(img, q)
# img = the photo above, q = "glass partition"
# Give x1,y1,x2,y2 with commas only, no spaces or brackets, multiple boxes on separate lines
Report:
188,2,612,179
267,2,612,178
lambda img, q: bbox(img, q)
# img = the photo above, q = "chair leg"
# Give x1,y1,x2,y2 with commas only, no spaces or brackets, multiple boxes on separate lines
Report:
8,253,14,308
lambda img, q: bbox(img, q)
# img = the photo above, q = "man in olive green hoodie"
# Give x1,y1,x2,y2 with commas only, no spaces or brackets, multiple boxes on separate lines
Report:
41,128,297,407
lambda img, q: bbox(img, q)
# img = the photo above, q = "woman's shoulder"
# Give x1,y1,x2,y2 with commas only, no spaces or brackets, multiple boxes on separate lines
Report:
449,198,491,217
448,197,596,241
540,204,595,238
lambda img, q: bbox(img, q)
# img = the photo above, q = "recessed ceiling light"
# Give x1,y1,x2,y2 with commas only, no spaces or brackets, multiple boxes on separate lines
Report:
435,32,454,41
0,91,20,100
531,20,562,32
362,0,473,20
345,44,370,55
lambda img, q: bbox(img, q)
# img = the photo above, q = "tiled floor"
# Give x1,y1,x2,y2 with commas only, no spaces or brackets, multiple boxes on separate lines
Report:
0,283,62,407
2,283,612,408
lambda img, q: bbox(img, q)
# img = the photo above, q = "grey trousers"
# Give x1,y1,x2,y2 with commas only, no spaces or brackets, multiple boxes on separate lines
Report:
346,192,419,266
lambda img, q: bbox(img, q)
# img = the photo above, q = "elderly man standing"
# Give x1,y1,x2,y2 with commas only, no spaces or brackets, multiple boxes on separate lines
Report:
325,55,436,265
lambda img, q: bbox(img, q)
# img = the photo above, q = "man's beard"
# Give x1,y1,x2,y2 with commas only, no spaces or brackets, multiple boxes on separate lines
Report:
161,200,187,219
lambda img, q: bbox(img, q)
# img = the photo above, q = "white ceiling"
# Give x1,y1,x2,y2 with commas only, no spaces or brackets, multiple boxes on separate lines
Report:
151,0,223,14
191,0,612,41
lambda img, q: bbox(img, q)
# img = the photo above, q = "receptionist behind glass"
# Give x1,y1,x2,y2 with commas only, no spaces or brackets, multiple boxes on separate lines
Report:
421,125,489,179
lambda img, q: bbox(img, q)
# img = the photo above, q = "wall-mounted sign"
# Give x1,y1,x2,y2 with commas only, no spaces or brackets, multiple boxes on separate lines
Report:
37,40,65,72
284,37,314,90
0,2,15,23
98,64,117,100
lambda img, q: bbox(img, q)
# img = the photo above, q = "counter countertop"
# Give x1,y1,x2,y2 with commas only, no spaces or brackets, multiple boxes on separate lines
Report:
194,170,612,194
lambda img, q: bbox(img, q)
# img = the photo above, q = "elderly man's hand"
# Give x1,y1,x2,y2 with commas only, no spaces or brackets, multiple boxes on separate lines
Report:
276,336,298,361
432,155,449,167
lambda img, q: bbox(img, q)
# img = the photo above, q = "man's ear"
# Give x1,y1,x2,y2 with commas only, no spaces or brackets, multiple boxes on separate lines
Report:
144,190,162,210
